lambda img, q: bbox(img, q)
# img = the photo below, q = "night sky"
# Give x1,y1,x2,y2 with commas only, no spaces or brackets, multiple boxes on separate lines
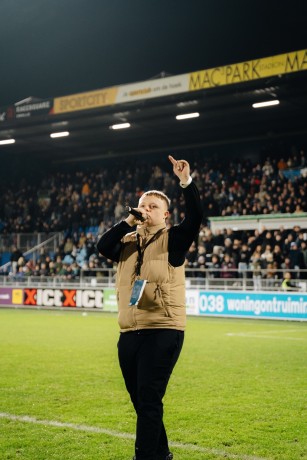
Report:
0,0,306,107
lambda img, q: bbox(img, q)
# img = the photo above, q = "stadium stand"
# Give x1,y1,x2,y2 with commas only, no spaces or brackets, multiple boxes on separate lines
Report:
1,145,307,289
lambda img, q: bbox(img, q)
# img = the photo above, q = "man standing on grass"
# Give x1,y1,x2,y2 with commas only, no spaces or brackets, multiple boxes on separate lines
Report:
97,155,203,460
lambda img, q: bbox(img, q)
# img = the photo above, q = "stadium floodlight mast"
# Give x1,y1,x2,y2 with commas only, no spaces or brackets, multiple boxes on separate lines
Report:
110,122,131,130
0,139,15,145
176,112,200,120
252,100,280,108
50,131,70,138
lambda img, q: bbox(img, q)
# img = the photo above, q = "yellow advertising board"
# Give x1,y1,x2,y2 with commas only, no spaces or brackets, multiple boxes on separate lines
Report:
53,87,118,114
12,289,23,305
189,49,307,91
50,49,307,115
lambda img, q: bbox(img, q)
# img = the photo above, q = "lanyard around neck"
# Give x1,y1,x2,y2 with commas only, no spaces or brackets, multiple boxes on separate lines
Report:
135,228,164,276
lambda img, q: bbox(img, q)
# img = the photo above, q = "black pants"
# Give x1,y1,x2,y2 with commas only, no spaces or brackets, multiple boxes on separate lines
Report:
118,329,184,460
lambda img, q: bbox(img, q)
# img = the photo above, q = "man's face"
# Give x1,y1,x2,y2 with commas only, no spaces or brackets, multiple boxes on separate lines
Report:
138,195,169,227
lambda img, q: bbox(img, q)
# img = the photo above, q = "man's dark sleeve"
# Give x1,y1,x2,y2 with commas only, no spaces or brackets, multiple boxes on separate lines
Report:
97,221,133,263
168,181,203,267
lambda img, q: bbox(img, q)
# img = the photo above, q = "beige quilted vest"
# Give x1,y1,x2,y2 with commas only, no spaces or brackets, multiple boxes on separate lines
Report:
116,223,186,332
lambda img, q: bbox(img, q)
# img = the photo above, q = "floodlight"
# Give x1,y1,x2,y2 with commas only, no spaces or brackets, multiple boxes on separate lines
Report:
0,139,15,145
252,100,280,108
110,123,131,130
176,112,200,120
50,131,70,138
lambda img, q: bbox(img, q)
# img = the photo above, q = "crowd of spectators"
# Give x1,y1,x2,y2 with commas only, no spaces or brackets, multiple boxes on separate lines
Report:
1,146,307,288
186,224,307,289
0,148,307,235
7,232,112,281
5,224,307,291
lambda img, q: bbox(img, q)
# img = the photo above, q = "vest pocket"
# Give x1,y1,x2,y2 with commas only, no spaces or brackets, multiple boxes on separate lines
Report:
137,282,164,309
137,282,174,318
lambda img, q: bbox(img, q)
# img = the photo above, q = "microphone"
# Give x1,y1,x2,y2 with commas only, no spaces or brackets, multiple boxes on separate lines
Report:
125,206,146,222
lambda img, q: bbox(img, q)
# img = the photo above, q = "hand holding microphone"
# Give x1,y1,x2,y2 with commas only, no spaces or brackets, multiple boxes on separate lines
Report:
125,206,147,225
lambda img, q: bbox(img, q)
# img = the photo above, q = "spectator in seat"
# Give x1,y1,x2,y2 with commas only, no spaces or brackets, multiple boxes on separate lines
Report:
10,246,23,275
220,254,237,280
238,243,250,278
185,241,198,277
250,247,263,290
208,254,221,278
288,242,305,279
64,237,74,255
272,245,284,274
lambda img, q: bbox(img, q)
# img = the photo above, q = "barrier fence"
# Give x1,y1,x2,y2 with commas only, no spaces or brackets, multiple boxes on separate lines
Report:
1,268,306,292
1,268,307,321
0,284,306,321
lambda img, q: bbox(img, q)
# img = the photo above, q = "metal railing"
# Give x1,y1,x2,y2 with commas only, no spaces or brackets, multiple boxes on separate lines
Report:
0,232,64,274
184,267,307,291
0,232,63,253
0,267,306,292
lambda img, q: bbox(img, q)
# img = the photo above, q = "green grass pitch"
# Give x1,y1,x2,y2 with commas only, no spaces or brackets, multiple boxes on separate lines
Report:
0,308,306,460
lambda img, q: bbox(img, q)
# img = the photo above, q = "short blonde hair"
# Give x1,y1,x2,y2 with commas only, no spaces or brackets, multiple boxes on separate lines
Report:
141,190,171,209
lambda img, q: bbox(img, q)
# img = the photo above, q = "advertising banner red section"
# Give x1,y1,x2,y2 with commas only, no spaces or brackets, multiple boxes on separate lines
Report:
0,287,103,309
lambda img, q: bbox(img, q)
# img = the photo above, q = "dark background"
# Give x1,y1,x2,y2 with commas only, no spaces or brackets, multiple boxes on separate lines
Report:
0,0,306,183
1,0,306,106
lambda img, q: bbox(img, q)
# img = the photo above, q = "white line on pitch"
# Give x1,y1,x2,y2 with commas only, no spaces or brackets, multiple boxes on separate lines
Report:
0,412,268,460
226,332,305,340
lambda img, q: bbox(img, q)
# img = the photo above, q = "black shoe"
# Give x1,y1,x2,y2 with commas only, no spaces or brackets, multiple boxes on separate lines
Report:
157,453,174,460
157,453,173,460
132,453,173,460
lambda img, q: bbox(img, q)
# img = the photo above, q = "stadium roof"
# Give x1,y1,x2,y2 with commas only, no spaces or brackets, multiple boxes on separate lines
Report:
0,49,307,164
